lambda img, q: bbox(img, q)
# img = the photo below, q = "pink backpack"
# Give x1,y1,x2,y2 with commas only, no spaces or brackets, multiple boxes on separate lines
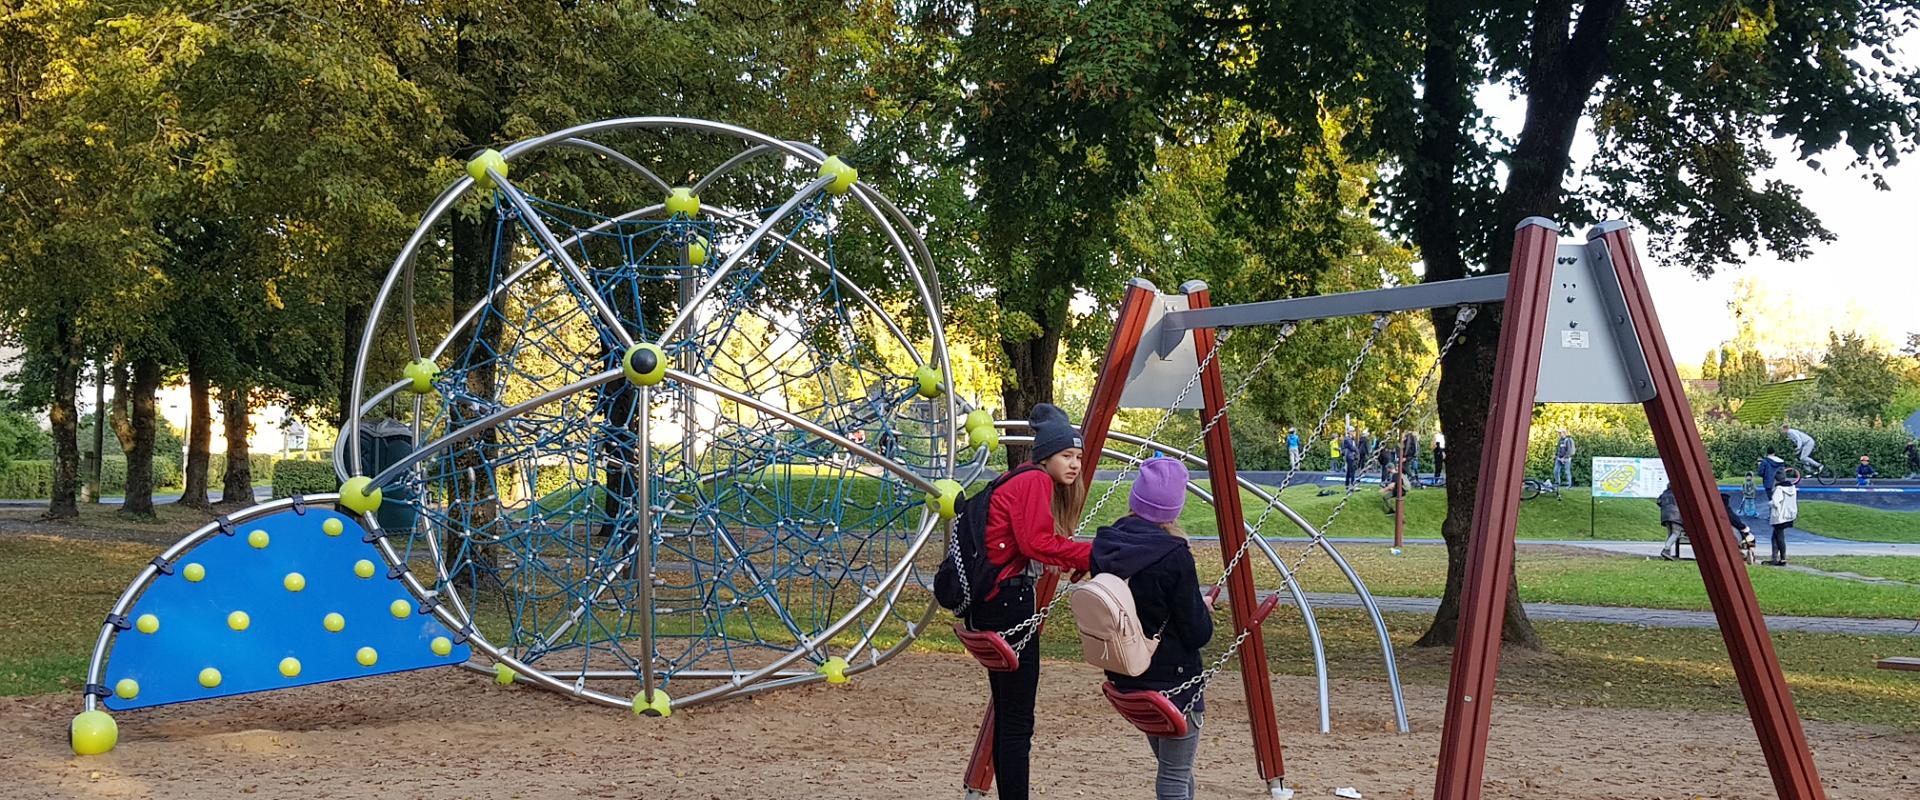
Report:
1070,573,1160,676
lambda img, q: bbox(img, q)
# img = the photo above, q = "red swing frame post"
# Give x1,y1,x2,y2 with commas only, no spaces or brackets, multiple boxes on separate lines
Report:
963,279,1160,796
1183,281,1288,787
1433,220,1825,800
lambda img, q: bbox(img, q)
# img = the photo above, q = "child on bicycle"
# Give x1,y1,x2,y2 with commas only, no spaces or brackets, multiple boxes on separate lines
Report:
1857,455,1877,487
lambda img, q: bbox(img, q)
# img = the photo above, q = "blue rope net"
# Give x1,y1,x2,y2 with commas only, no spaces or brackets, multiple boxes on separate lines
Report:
389,185,950,692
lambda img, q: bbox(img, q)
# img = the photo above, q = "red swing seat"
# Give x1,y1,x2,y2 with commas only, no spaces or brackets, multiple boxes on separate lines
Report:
954,622,1021,672
1103,681,1188,737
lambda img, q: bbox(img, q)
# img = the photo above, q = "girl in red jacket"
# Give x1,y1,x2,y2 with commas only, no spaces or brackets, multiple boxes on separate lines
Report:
973,403,1093,799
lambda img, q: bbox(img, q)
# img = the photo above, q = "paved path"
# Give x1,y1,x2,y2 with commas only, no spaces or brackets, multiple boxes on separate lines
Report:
0,487,270,508
1193,533,1920,557
1270,591,1920,638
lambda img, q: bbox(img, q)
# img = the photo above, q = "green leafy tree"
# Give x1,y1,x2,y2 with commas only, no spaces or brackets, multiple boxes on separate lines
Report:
1204,0,1920,647
1814,331,1900,420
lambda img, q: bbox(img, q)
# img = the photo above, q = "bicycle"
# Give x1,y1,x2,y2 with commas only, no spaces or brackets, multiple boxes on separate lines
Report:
1520,477,1561,501
1797,460,1836,486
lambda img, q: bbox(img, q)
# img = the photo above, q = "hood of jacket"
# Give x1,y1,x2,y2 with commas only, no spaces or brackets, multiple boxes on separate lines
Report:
1091,515,1188,579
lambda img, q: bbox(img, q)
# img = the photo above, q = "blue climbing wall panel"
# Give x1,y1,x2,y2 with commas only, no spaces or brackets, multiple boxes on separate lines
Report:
101,506,469,711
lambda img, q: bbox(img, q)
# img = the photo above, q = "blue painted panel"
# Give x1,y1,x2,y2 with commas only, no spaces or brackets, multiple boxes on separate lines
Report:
102,506,468,711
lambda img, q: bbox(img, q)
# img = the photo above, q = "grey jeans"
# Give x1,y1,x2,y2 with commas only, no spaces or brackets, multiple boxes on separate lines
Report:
1146,710,1203,800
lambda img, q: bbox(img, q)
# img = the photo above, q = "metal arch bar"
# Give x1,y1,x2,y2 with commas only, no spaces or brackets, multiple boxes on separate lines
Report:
489,170,637,350
690,143,782,196
551,137,672,193
994,431,1335,734
1097,427,1410,733
365,369,623,489
1155,274,1511,357
81,494,342,713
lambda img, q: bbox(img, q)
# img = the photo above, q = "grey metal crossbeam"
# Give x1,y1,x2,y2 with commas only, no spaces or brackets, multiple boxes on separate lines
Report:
1156,273,1510,356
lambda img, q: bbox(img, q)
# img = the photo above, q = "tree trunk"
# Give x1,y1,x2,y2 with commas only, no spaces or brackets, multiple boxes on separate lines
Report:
1410,0,1541,649
120,357,161,518
46,319,83,519
338,297,366,429
178,351,213,508
998,318,1062,466
221,382,254,507
1414,0,1624,650
108,357,134,456
84,358,105,503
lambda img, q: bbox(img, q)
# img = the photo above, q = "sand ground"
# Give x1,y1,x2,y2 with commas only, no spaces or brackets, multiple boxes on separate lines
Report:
2,653,1913,799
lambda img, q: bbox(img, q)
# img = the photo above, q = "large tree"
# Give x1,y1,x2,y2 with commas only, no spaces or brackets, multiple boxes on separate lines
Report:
1208,0,1920,646
932,1,1188,442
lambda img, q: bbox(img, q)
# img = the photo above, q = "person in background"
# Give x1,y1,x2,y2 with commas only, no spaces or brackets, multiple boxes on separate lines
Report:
1355,427,1373,476
1905,438,1918,479
1767,472,1799,566
1432,430,1447,484
1553,428,1576,488
1658,487,1753,560
1329,437,1343,476
1374,431,1398,480
1856,455,1877,487
1340,431,1361,491
1782,424,1821,472
1286,427,1301,471
1757,447,1787,499
1401,429,1421,488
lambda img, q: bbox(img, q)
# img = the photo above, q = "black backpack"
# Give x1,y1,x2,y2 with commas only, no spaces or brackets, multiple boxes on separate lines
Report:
934,465,1040,616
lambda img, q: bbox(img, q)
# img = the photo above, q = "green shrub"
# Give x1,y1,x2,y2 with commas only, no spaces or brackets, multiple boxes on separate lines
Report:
201,453,278,486
1528,420,1914,483
272,459,339,498
0,460,53,498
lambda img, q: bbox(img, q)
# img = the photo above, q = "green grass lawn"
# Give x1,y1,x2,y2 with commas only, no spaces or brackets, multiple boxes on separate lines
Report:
6,534,1918,731
1793,501,1920,543
1793,555,1920,584
1189,543,1920,620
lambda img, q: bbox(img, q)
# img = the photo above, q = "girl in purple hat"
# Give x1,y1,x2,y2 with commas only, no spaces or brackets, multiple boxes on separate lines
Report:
1091,456,1215,800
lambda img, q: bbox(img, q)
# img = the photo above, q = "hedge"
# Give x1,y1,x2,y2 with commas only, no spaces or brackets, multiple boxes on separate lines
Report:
1526,419,1915,484
200,452,278,485
272,458,340,498
0,455,183,498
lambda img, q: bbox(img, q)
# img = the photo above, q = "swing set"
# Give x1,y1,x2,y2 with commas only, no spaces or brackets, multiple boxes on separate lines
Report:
953,219,1826,800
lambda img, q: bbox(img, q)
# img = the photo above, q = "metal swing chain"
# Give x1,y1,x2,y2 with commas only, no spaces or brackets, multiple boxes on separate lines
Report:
1275,305,1477,579
1162,308,1479,715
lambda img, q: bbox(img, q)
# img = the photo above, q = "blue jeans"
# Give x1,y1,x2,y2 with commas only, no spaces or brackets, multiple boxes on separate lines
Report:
1146,711,1203,800
1553,458,1573,487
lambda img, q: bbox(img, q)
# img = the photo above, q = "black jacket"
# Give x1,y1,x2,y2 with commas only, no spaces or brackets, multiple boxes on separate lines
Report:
1091,516,1215,712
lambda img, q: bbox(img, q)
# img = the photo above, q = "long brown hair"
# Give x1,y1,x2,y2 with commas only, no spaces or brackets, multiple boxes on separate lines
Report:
1051,477,1087,538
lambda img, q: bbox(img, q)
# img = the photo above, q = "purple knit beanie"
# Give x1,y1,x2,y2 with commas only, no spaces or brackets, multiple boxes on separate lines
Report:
1129,457,1188,524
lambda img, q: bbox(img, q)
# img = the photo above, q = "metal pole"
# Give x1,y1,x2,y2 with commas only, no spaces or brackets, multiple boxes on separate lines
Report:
636,384,656,708
88,358,105,503
1593,222,1825,799
1433,217,1561,800
1394,454,1406,551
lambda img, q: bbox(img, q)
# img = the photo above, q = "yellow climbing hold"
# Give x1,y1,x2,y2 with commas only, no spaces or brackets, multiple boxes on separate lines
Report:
322,517,344,536
818,156,859,195
135,613,159,635
182,562,205,582
339,476,382,514
354,559,376,579
687,235,709,266
356,647,378,667
494,663,517,686
622,343,668,386
283,572,305,592
817,656,851,684
665,187,700,216
466,148,508,190
198,667,222,688
69,710,117,756
926,479,965,521
323,612,345,633
914,365,944,399
632,688,673,718
279,657,301,678
389,599,412,619
402,357,439,394
431,636,452,657
227,610,250,631
113,678,139,700
248,529,270,549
